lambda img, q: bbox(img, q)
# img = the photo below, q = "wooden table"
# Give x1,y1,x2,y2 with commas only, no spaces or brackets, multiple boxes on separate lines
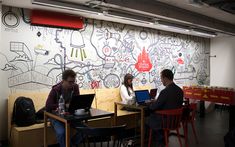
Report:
44,108,114,147
183,86,235,105
114,102,147,147
183,86,235,131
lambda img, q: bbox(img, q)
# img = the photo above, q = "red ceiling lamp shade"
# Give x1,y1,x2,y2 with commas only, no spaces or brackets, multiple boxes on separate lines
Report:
31,10,83,29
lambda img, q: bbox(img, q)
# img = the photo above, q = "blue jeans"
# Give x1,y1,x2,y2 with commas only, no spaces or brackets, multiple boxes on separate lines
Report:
50,119,84,147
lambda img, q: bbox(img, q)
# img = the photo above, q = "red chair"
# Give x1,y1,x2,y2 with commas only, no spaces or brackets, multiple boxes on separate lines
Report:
182,103,198,147
148,108,183,147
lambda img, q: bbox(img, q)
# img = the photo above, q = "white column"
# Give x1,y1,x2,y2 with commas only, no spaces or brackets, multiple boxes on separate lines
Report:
210,36,235,89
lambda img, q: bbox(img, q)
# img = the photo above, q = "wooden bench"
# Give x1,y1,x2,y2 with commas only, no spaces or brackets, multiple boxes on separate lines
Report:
8,86,150,147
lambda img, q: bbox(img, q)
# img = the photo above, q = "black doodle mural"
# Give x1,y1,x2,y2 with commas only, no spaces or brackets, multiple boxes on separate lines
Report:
0,6,210,91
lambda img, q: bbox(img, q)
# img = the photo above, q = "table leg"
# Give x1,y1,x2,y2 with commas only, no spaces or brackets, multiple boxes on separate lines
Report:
65,121,70,147
229,105,235,131
199,101,205,117
141,109,145,147
44,112,47,147
114,103,117,126
183,122,188,147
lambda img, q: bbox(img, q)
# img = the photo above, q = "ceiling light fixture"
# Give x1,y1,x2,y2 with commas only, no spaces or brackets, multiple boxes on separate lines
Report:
190,29,217,37
32,0,217,38
32,0,103,15
105,10,153,25
154,21,190,32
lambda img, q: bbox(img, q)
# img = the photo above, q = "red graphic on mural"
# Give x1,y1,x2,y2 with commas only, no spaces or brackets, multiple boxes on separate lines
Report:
135,47,152,72
177,58,184,64
90,80,100,89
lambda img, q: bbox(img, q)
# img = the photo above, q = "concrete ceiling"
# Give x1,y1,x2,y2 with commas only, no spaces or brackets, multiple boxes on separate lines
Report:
1,0,235,37
55,0,235,25
157,0,235,25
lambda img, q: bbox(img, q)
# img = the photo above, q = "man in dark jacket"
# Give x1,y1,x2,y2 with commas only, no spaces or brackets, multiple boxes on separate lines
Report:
46,69,81,147
46,70,80,112
147,69,183,146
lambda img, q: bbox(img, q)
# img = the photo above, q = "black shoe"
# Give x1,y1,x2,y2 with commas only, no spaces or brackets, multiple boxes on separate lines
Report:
157,140,165,147
157,142,165,147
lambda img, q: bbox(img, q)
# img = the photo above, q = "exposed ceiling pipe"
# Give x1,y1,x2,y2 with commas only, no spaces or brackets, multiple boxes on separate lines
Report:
1,0,231,37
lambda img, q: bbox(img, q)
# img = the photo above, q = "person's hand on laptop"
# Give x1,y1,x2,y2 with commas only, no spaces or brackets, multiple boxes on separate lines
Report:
145,99,156,104
145,100,152,104
150,99,156,102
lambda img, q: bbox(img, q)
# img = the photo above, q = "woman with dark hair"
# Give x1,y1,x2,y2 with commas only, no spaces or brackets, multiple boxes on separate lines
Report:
120,73,135,105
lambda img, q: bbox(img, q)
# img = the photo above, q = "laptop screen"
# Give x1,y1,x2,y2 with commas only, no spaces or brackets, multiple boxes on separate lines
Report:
149,88,158,99
68,94,95,113
135,90,150,103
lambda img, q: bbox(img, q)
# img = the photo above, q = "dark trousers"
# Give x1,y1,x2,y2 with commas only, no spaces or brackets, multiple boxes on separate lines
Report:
145,117,165,147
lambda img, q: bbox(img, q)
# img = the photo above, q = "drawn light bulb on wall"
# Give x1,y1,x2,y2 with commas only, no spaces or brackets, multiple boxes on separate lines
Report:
104,29,121,45
70,30,87,61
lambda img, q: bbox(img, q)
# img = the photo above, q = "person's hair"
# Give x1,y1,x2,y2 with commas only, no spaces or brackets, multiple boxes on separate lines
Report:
62,69,76,80
161,69,174,81
123,74,134,95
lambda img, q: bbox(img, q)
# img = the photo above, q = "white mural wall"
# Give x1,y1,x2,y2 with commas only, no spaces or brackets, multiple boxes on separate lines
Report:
1,6,210,92
0,6,210,139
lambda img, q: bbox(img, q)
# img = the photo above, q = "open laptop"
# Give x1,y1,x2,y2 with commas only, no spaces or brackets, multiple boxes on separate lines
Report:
68,94,95,114
149,88,158,99
134,90,151,105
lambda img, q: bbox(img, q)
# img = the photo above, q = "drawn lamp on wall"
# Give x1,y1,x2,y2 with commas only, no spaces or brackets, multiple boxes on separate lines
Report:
70,30,87,61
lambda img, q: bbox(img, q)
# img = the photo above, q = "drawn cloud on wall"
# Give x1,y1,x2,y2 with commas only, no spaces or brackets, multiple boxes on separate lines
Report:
2,64,17,71
45,58,57,65
0,53,17,71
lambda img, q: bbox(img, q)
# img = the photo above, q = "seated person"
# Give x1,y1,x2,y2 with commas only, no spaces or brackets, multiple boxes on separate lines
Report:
120,73,135,105
146,69,183,146
45,69,83,147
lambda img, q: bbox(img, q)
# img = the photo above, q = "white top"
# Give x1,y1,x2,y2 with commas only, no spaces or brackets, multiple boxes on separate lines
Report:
120,85,135,105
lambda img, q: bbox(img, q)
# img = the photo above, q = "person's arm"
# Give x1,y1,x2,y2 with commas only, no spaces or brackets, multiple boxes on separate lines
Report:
120,85,133,101
45,89,58,112
149,90,167,111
